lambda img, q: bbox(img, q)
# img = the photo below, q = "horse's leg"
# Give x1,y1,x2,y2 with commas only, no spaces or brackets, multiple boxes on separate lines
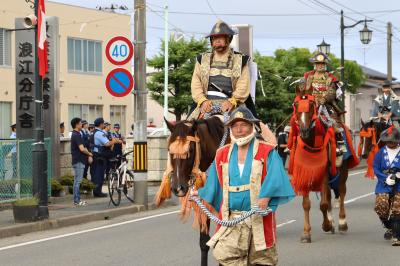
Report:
200,219,210,266
321,175,334,233
338,162,349,232
301,194,312,243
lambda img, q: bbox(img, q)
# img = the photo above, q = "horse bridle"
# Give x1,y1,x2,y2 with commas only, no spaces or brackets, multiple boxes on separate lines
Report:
169,134,201,190
293,96,317,130
358,127,378,156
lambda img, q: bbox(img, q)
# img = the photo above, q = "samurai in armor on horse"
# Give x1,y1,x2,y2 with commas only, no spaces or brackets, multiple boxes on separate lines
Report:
188,20,275,144
288,52,359,243
371,79,400,126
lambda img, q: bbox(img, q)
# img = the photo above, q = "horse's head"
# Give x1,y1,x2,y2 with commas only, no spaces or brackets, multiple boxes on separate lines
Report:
165,119,198,197
359,119,390,159
293,94,317,140
359,119,375,159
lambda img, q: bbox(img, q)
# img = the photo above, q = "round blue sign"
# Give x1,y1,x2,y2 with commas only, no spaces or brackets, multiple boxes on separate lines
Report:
105,68,134,97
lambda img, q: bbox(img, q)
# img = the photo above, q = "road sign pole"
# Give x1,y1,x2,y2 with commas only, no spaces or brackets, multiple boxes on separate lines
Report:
32,0,48,219
133,0,148,208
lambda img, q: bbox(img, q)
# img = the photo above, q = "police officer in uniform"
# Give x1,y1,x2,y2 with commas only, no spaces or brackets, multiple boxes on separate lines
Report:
92,118,116,197
112,123,125,163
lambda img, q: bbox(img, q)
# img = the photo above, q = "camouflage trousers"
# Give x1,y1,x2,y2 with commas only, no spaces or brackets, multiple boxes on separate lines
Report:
374,192,400,220
212,215,278,266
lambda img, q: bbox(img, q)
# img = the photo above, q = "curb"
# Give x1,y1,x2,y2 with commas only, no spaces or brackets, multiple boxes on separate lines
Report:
0,201,177,239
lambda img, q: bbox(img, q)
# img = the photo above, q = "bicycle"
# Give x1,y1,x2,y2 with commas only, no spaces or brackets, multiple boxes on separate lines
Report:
107,150,135,206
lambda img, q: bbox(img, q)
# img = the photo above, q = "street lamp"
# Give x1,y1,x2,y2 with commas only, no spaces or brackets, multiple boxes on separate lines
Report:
359,22,373,45
317,38,331,55
340,10,372,121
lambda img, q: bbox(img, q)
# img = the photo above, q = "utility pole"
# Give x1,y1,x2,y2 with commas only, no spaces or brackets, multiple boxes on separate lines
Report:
33,0,48,219
387,22,392,81
133,0,148,207
163,3,169,134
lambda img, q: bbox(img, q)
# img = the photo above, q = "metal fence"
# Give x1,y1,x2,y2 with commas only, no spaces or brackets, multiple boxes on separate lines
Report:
0,138,52,203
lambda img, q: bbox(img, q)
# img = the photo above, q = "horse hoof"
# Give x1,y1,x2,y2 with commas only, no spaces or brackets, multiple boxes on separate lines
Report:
300,235,311,243
331,226,335,234
322,223,333,233
339,223,348,233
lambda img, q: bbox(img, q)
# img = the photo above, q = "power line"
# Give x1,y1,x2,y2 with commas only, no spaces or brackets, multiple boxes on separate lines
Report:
296,0,338,23
309,0,339,15
204,0,218,19
328,0,400,39
142,8,400,17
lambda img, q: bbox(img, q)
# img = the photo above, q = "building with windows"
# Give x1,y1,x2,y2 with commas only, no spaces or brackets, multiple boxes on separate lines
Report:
0,1,167,138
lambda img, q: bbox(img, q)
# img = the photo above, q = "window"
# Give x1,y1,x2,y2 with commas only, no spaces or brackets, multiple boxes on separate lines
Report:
68,104,103,131
67,37,102,73
0,28,11,66
0,102,12,138
110,105,126,134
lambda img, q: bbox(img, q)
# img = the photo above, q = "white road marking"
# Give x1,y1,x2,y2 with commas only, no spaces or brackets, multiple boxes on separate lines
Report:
0,170,371,252
277,220,296,228
348,171,366,176
0,210,180,252
344,192,374,204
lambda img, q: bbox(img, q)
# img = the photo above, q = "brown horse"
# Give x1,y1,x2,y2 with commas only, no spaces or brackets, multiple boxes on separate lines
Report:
358,119,389,177
289,94,357,243
164,116,225,266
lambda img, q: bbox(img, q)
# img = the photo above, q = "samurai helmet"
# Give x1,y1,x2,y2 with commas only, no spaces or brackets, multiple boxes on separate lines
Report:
309,52,330,64
225,106,260,127
206,20,236,42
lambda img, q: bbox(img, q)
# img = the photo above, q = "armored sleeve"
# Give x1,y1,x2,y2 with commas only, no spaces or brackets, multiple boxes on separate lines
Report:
232,63,250,103
371,101,380,117
191,61,207,106
391,100,400,117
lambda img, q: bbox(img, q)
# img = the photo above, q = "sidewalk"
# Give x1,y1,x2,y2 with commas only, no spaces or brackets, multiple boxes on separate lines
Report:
0,185,178,239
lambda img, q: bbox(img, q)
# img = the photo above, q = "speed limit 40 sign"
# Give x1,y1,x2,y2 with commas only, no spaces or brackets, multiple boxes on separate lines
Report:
105,36,134,65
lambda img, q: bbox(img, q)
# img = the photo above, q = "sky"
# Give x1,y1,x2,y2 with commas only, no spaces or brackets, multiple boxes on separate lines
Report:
50,0,400,78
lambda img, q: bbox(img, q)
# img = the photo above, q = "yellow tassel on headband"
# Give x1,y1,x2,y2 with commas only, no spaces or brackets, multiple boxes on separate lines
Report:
169,136,200,159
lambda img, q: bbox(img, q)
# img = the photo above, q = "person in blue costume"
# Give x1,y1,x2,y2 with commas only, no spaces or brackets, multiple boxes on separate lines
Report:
373,126,400,246
192,106,295,266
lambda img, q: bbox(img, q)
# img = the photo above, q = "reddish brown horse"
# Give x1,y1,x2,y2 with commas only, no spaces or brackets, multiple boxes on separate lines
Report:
288,94,359,243
358,119,389,178
156,117,225,266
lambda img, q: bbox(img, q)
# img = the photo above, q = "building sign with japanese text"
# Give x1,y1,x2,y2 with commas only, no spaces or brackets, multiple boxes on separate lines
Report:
15,17,59,139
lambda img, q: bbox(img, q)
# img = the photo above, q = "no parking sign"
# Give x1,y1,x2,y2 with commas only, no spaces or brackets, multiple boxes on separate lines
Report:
106,68,134,97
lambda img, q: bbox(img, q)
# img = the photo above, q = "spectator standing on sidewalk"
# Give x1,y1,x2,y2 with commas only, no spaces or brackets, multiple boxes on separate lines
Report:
10,124,17,178
88,124,95,135
60,122,65,138
70,118,93,206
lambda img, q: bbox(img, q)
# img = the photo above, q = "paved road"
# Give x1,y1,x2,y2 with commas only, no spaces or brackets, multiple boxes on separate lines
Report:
0,170,397,266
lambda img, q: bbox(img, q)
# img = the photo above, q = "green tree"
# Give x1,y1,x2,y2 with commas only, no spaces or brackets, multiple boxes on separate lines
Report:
147,38,208,121
254,48,365,129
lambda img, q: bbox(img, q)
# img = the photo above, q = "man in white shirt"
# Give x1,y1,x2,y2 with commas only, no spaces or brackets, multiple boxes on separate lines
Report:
10,124,17,178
